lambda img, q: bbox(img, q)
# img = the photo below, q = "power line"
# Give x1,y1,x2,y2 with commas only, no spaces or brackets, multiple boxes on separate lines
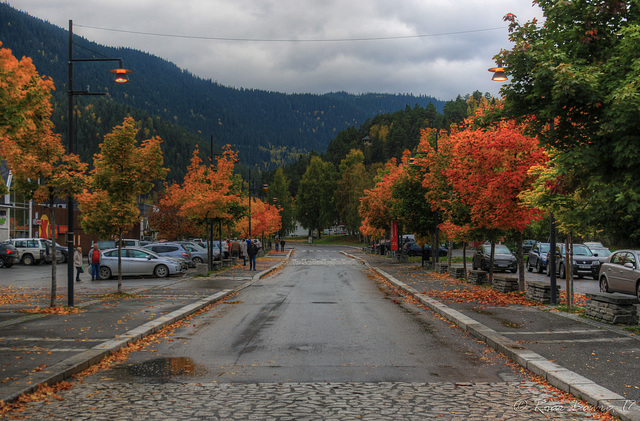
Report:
75,24,506,43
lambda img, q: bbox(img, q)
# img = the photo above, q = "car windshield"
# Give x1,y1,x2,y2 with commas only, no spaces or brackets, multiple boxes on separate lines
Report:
592,248,612,257
539,244,550,252
494,245,511,254
573,245,593,256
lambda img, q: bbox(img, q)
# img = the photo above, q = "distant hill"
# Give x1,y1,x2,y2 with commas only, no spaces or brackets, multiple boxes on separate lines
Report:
0,3,448,177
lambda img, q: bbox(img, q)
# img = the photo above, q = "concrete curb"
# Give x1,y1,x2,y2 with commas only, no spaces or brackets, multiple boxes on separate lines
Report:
344,252,640,421
0,257,289,405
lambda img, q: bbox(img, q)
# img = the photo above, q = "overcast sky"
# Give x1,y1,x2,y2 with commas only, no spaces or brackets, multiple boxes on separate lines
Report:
6,0,543,101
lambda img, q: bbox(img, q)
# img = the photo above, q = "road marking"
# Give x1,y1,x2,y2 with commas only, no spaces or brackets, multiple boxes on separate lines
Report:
522,337,632,344
288,258,362,266
500,329,603,335
0,337,107,342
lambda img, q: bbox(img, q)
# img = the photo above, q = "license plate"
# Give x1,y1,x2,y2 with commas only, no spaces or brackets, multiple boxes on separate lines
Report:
579,265,591,269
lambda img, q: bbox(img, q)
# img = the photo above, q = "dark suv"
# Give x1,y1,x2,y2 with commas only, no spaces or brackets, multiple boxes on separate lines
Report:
0,243,19,268
547,243,600,279
472,244,517,273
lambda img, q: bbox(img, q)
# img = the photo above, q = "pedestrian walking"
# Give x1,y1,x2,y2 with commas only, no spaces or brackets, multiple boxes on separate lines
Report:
230,238,241,258
74,247,83,282
247,239,258,271
275,237,279,252
280,239,286,252
89,244,101,281
240,238,247,266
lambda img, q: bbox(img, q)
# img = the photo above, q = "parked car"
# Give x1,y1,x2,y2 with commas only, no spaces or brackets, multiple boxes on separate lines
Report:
584,241,605,248
177,241,214,264
374,240,390,255
586,245,612,265
0,243,19,268
97,247,186,280
522,239,537,254
144,243,193,267
95,239,140,250
526,242,550,273
424,244,448,258
547,243,600,279
598,250,640,299
4,238,51,265
401,242,424,257
45,240,67,263
472,244,517,273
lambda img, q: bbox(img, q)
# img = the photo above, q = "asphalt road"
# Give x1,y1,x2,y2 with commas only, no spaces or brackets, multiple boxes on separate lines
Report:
100,246,522,384
5,245,603,420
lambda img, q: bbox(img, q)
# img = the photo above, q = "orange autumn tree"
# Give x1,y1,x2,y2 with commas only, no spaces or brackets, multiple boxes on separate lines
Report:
358,158,402,241
164,145,244,251
0,42,88,307
148,192,204,241
416,128,476,271
445,112,548,288
234,198,282,240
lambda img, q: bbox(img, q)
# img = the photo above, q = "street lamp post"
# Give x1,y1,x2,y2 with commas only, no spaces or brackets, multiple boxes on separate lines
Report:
488,66,557,304
67,19,131,306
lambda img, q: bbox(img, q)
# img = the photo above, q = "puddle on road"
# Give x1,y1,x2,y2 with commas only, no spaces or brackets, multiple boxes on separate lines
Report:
112,357,207,382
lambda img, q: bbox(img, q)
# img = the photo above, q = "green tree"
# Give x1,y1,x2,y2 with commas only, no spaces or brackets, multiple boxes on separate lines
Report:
266,167,296,236
494,0,640,241
297,156,337,238
335,149,371,235
78,117,167,293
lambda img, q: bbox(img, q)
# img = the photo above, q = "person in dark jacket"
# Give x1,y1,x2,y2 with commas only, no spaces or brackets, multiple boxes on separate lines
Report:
247,239,258,271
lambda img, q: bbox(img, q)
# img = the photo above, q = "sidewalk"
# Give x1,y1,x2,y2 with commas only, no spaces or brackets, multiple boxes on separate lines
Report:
349,249,640,421
0,251,289,406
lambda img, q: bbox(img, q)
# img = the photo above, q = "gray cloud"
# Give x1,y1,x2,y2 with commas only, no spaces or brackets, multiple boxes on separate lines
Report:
7,0,543,100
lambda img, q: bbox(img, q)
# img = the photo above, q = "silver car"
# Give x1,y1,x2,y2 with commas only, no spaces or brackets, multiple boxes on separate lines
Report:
179,242,219,263
98,247,185,280
598,250,640,299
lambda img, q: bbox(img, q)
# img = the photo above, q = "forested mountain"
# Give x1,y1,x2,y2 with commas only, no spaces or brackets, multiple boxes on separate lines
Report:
0,3,448,179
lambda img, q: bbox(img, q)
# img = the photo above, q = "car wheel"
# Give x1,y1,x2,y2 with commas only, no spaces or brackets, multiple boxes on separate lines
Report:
98,266,112,280
154,264,169,278
192,257,204,264
408,251,416,257
536,260,543,274
636,282,640,301
559,264,566,279
510,268,518,274
21,254,34,266
526,259,532,272
56,253,65,264
546,265,551,277
0,257,4,268
600,276,609,293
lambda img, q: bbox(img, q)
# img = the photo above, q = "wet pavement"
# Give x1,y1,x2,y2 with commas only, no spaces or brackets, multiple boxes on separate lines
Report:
0,245,638,420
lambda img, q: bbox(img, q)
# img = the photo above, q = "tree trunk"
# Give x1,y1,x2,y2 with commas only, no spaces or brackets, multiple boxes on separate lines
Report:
489,241,495,284
117,229,123,294
566,235,574,309
49,207,57,307
462,245,468,278
517,231,525,292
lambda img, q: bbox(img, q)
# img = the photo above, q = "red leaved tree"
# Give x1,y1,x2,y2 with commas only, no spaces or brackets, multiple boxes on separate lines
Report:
445,112,548,287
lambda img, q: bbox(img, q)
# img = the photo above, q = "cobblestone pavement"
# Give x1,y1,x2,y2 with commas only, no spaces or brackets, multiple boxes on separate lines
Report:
16,381,600,420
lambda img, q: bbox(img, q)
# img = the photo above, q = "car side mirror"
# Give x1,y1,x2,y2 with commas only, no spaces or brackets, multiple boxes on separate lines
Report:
593,253,599,257
624,262,635,269
147,256,152,260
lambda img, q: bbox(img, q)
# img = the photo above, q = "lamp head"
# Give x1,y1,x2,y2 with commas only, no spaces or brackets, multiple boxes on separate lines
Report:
110,68,133,83
488,67,507,82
